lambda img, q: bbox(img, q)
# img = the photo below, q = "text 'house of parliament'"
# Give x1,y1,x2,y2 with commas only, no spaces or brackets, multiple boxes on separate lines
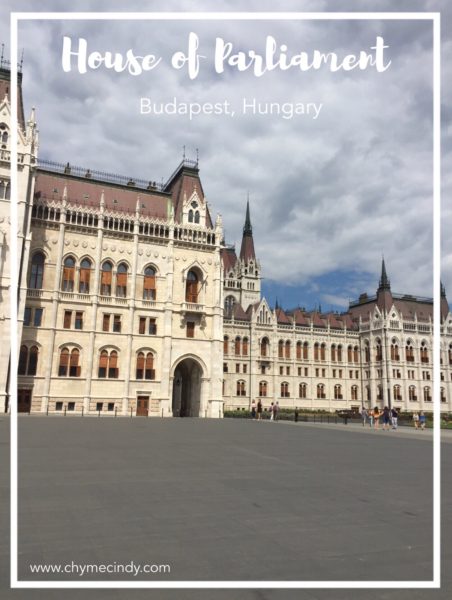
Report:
1,63,451,417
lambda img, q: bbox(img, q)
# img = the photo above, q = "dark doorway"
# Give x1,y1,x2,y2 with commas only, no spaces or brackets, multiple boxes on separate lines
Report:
172,358,203,417
18,389,31,413
136,396,149,417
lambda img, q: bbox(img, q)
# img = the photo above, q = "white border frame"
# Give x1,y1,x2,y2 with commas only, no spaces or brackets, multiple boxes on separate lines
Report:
9,11,441,589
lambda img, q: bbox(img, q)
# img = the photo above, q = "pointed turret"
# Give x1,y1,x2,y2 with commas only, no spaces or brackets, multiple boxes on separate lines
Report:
239,199,256,262
376,257,393,314
441,281,450,323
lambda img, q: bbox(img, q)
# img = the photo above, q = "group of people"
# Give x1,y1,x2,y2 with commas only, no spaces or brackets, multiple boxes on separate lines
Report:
361,407,427,430
250,400,279,421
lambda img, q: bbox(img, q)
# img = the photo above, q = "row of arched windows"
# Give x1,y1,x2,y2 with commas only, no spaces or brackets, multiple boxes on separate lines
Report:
223,336,249,356
28,252,202,303
365,339,431,363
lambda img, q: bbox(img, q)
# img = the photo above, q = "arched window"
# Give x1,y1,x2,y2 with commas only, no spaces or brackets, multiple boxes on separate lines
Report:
242,337,249,356
98,349,119,379
224,295,236,317
100,261,113,296
320,343,326,361
347,345,353,363
235,336,241,356
18,345,28,375
423,386,431,402
393,385,402,401
259,381,267,397
281,382,290,398
420,341,429,364
58,347,70,376
299,383,307,399
366,386,371,401
278,340,284,358
331,344,337,362
136,352,155,380
236,380,246,396
29,252,45,289
317,383,325,399
186,270,199,303
28,346,38,375
143,266,156,300
353,345,359,363
449,343,452,365
194,211,200,224
69,348,80,377
337,344,343,362
334,384,342,400
116,263,128,297
285,341,291,359
296,341,302,360
79,258,92,294
62,256,75,291
314,343,319,361
351,385,358,401
260,337,269,357
303,342,309,360
391,339,399,361
376,339,382,362
409,386,417,401
364,341,370,363
441,388,446,403
188,209,194,222
223,335,229,354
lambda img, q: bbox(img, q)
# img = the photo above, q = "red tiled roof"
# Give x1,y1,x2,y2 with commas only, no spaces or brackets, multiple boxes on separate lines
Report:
232,303,251,321
221,247,237,272
239,234,256,262
275,308,292,324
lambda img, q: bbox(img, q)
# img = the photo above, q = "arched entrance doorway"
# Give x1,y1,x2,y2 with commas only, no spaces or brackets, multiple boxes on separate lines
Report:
172,358,203,417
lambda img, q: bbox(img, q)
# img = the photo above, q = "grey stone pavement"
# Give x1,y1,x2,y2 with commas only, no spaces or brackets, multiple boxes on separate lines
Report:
0,416,451,600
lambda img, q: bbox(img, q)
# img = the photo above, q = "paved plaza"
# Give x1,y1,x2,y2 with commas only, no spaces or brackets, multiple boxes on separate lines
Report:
1,417,451,599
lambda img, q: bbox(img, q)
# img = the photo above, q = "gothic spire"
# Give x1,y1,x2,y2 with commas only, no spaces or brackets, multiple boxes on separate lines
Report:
239,198,256,262
378,257,390,291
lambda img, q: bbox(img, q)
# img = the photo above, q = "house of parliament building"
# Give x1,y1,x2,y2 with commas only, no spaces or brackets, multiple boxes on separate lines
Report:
1,64,451,417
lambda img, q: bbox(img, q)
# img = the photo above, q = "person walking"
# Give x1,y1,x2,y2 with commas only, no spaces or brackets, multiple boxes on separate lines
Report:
413,411,420,430
361,407,368,427
257,399,263,421
369,410,374,428
419,411,426,431
373,406,381,430
273,402,279,422
270,402,274,421
382,406,391,431
391,407,398,430
250,400,256,420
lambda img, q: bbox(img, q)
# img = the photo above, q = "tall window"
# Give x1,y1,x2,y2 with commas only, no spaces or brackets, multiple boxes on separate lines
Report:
423,386,431,402
320,343,326,361
393,385,402,401
409,385,417,401
116,263,128,297
406,341,414,362
331,344,337,362
353,346,359,363
337,344,342,362
259,381,267,397
98,349,119,378
347,345,353,363
351,385,358,401
299,383,307,398
79,258,92,293
186,270,199,303
364,341,370,363
376,340,382,362
242,337,249,356
236,380,246,396
334,384,342,400
62,256,75,291
136,352,155,380
285,341,291,359
58,348,80,377
317,383,325,399
18,345,39,375
278,340,284,358
224,295,236,317
314,343,319,361
449,343,452,365
223,336,229,354
296,342,302,360
143,266,156,300
420,342,429,364
29,252,45,289
260,337,269,357
303,342,309,360
391,340,400,361
281,382,290,398
101,262,113,296
234,336,241,356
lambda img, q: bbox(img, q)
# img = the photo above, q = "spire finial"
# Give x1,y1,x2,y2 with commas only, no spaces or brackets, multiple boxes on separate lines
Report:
441,280,446,297
243,196,252,235
379,256,390,290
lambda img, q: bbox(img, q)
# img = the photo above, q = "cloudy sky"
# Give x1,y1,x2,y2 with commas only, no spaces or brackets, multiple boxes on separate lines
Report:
2,0,451,312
